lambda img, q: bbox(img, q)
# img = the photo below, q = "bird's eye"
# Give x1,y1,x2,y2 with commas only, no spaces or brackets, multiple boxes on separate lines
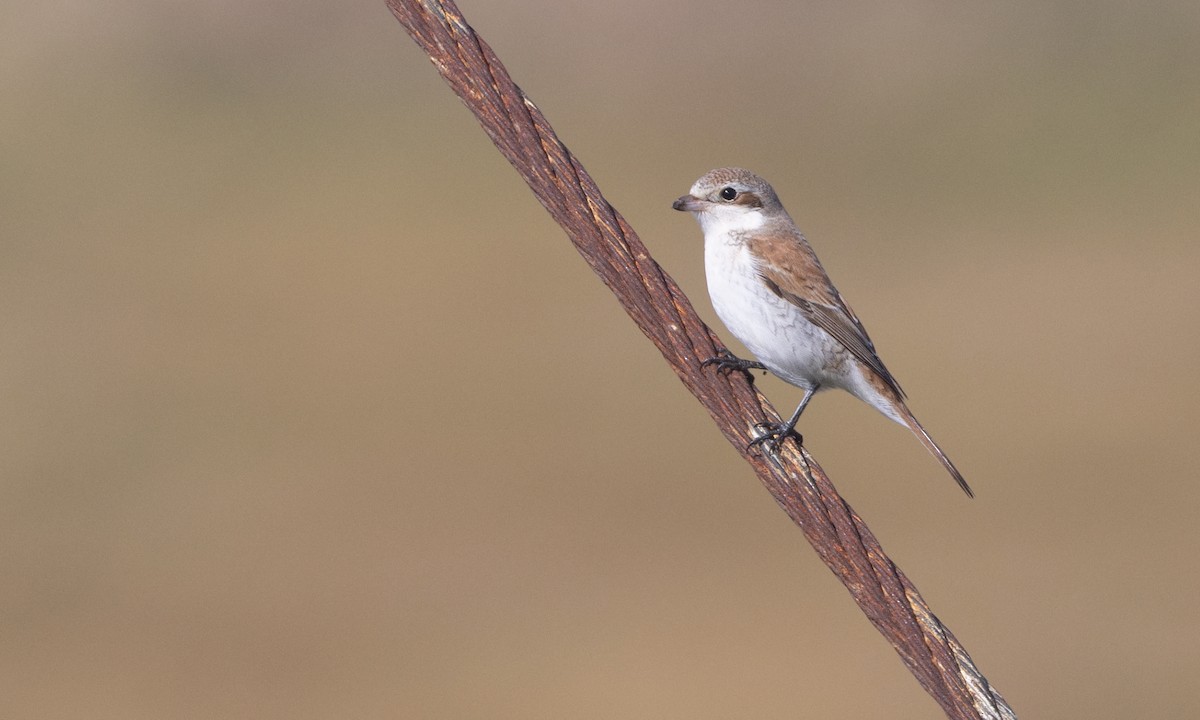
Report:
719,187,738,201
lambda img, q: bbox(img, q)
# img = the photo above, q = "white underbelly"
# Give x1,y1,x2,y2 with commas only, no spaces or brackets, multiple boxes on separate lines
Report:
705,240,841,390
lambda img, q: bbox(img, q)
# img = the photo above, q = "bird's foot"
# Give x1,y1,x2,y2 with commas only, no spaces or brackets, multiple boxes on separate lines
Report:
747,421,803,455
702,349,767,376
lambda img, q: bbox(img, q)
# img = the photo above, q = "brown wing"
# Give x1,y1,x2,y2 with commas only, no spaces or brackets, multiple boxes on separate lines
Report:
748,230,907,400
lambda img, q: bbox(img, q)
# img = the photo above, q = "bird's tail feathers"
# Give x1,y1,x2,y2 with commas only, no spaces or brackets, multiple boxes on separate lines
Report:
900,410,974,498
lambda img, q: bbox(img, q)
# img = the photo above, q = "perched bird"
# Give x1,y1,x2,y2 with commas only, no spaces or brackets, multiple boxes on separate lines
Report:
673,167,972,497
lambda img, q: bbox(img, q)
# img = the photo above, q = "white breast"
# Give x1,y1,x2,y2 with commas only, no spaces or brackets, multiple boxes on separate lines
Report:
703,229,839,391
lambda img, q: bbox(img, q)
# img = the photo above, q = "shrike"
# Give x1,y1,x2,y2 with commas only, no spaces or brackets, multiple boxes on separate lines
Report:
673,167,972,497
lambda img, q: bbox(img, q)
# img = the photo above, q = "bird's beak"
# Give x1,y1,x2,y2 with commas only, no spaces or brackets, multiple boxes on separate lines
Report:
672,194,703,212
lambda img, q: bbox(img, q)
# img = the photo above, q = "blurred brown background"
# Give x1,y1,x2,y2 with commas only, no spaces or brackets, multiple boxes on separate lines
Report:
3,1,1198,718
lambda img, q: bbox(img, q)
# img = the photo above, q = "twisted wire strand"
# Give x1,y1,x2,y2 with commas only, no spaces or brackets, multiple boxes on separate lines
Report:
386,2,1015,717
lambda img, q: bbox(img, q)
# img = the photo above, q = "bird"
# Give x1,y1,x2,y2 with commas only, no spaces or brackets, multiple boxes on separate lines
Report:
672,167,973,497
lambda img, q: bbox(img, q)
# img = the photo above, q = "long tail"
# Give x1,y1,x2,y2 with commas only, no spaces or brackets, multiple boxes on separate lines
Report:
900,410,974,498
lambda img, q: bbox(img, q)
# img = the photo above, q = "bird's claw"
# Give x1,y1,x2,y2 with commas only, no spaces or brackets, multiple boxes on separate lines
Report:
701,349,767,375
747,421,802,454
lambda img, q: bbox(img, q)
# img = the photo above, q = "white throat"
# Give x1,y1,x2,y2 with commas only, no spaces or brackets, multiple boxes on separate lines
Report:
696,207,766,242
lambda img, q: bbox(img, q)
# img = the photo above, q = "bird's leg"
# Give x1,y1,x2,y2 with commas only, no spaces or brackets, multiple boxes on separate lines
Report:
749,385,818,453
701,347,767,375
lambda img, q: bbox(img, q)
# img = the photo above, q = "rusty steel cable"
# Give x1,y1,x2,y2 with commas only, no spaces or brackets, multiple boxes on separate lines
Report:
385,1,1016,718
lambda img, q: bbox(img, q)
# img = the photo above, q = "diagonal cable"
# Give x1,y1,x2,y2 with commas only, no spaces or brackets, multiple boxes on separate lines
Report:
385,2,1016,718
